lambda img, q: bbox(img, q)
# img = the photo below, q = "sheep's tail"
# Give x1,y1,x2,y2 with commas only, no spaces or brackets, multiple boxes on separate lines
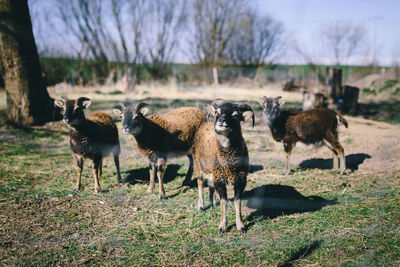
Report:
336,114,348,128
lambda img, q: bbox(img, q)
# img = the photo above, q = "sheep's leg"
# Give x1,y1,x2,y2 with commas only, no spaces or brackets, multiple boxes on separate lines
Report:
147,161,156,193
283,142,294,175
197,174,205,211
99,159,103,177
157,158,167,200
73,153,83,191
215,179,228,233
323,139,339,170
113,153,122,183
183,154,194,186
209,184,216,208
234,179,246,233
325,133,346,174
92,157,102,193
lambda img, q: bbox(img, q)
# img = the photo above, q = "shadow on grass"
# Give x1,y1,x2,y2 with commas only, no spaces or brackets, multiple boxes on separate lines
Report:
243,184,337,228
299,153,371,171
123,164,182,185
278,240,323,267
249,164,264,174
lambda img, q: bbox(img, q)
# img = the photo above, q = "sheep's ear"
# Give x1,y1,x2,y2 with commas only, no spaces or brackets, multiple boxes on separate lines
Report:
278,99,285,106
140,107,149,116
54,99,64,108
257,97,266,107
205,104,217,121
205,104,217,115
113,109,122,116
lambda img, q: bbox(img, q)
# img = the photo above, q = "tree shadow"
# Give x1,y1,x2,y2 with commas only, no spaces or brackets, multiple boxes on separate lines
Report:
123,164,182,185
243,184,337,228
299,153,371,171
278,240,323,267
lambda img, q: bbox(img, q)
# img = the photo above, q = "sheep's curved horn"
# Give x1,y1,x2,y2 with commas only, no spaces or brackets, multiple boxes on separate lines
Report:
135,102,148,112
77,97,90,105
119,103,126,110
61,96,68,101
237,103,255,128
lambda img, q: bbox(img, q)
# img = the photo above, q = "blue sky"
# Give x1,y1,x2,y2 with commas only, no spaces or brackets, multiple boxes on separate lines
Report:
255,0,400,65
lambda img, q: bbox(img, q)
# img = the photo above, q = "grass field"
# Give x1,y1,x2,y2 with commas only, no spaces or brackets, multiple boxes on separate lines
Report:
0,85,399,266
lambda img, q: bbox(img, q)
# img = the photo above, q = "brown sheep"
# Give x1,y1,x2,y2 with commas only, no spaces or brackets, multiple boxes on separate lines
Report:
113,103,206,199
55,96,121,193
258,96,348,175
192,99,254,233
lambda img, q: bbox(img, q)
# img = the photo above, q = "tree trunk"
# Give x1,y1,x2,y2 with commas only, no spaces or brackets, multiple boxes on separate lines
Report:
340,85,359,115
326,67,342,102
0,0,60,126
212,67,219,86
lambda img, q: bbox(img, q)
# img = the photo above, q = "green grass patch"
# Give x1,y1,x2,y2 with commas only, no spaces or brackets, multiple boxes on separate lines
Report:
0,96,399,266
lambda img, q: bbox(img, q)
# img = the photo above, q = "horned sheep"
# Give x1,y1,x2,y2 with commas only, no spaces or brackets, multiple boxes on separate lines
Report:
258,96,348,175
55,96,121,193
113,103,206,199
192,99,254,233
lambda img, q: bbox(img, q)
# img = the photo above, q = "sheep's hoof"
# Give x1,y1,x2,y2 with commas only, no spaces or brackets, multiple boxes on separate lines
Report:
159,195,167,200
219,223,227,233
238,227,247,234
146,188,153,194
73,187,80,192
95,189,102,194
282,169,291,176
198,207,204,212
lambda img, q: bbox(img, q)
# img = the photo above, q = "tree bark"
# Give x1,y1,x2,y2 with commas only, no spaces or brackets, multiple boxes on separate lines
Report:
326,67,342,102
0,0,60,126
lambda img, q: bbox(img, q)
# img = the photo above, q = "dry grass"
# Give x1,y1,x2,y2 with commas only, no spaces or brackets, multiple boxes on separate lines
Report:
0,85,399,266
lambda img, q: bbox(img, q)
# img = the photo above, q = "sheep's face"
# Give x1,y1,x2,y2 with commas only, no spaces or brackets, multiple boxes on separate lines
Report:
258,96,284,121
113,104,149,136
55,96,91,127
207,101,254,137
213,104,243,136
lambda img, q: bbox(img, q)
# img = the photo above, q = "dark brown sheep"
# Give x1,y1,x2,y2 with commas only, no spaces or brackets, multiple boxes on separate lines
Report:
55,96,121,193
192,99,254,233
113,103,206,199
258,96,348,175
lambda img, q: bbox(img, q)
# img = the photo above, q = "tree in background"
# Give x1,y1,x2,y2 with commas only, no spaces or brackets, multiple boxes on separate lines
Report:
56,0,189,89
144,0,188,80
109,0,146,90
190,0,244,67
0,0,60,126
321,21,367,66
189,0,246,84
227,11,284,66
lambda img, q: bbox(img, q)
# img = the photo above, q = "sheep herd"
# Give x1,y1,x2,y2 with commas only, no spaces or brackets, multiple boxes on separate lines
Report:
55,95,348,233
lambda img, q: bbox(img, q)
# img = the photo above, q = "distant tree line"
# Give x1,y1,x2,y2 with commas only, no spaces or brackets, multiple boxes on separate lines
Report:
28,0,285,88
